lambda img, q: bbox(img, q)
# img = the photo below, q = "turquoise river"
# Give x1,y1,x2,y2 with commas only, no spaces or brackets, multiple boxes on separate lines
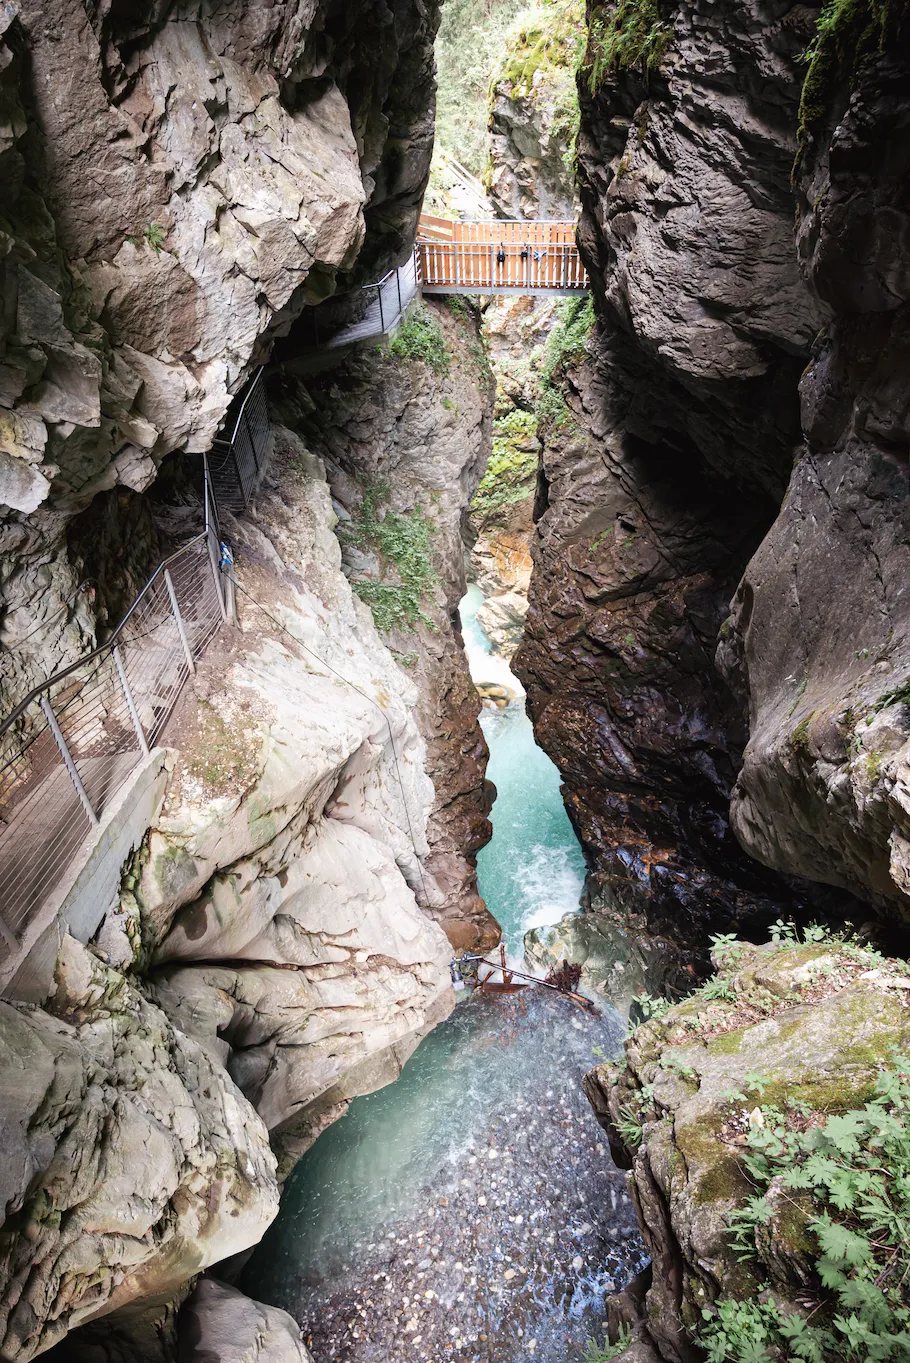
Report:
243,585,646,1362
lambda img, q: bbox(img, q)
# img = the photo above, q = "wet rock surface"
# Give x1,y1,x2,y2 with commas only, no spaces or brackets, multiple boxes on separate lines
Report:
243,994,646,1363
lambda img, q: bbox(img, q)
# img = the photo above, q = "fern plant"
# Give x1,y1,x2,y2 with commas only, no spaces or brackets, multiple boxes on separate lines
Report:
583,1324,634,1361
701,1060,910,1361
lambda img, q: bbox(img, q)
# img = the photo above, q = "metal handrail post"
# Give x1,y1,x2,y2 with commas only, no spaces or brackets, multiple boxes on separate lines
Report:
164,570,196,675
40,695,99,826
378,283,385,332
231,442,247,507
114,646,150,756
397,267,402,314
203,457,229,621
0,910,16,952
246,413,259,474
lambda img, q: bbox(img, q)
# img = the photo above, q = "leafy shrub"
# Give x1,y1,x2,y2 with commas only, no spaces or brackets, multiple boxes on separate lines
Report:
582,1326,634,1362
541,295,594,384
699,1060,910,1361
128,221,167,254
388,306,450,376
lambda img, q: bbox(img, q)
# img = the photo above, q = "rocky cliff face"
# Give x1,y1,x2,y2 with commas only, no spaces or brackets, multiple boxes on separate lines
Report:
469,295,552,659
272,298,498,951
721,15,910,924
0,3,505,1357
486,0,583,221
515,0,883,967
586,931,910,1362
1,403,481,1356
0,0,439,708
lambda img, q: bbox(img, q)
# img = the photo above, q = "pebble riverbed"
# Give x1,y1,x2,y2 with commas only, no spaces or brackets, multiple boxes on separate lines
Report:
243,992,647,1363
243,592,649,1361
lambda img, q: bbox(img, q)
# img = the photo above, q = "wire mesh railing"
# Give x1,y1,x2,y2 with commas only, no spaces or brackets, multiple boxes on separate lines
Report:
312,254,422,350
0,474,228,963
207,367,272,510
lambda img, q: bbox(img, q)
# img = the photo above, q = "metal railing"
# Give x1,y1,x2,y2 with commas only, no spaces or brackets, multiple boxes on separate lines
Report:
207,367,272,510
0,474,228,961
417,218,588,295
314,253,421,350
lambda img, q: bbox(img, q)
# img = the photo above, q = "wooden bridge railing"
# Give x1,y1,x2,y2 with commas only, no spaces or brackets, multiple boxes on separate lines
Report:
417,217,588,295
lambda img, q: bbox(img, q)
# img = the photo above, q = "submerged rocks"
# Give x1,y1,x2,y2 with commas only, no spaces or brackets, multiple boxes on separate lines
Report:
242,993,646,1363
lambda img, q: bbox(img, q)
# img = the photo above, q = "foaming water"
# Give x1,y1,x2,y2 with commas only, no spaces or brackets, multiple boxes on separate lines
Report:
461,583,586,947
242,587,646,1362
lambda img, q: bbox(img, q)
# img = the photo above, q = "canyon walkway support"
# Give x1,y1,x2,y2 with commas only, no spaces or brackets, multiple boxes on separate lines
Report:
308,217,587,351
417,217,588,296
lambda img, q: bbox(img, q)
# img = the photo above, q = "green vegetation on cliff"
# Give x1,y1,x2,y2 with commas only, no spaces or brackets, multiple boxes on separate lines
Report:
796,0,906,165
388,305,450,376
701,1058,910,1360
535,295,594,431
487,0,584,182
344,484,437,632
595,928,910,1363
496,0,584,95
471,409,539,523
582,0,674,91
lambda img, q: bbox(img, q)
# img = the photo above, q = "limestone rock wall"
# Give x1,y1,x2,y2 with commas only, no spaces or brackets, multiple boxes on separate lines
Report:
0,0,506,1353
0,0,439,708
0,937,279,1362
486,0,583,220
274,299,498,951
469,294,554,660
131,422,464,1176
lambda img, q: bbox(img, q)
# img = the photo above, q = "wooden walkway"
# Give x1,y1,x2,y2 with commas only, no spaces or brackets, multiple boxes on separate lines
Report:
417,216,587,296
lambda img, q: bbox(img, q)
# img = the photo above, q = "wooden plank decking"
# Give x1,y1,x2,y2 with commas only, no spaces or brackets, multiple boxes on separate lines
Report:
417,217,588,295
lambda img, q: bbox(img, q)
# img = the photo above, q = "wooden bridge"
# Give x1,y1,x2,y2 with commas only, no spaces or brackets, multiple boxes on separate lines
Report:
417,216,587,296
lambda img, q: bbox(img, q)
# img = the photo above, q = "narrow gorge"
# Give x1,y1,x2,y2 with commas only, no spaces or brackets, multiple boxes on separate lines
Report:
1,2,909,1363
